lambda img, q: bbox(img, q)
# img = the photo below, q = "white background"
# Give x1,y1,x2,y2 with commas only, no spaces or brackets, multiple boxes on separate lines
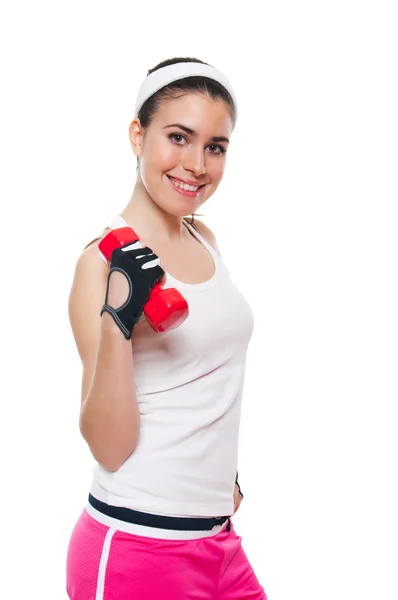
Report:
1,1,397,599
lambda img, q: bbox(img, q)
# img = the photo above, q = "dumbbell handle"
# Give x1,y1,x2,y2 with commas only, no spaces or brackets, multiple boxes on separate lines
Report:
98,227,188,333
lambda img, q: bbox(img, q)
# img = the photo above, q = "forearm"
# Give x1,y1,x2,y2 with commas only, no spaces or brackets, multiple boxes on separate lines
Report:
80,313,140,471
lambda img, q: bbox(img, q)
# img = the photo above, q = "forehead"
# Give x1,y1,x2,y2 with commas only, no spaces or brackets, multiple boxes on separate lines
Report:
150,92,234,136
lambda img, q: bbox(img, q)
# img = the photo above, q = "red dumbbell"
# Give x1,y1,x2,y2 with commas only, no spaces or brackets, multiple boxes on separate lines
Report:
98,227,189,333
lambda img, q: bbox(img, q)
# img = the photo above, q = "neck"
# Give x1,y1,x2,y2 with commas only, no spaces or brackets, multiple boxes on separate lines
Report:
120,178,189,242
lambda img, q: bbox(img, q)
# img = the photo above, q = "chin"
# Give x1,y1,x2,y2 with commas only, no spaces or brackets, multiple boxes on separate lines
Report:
156,195,202,218
168,205,198,218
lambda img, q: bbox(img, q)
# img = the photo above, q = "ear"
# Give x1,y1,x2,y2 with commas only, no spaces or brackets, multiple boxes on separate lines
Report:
129,118,144,158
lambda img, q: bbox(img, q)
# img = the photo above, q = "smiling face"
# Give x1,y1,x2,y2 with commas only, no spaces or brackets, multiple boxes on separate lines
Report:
130,92,234,217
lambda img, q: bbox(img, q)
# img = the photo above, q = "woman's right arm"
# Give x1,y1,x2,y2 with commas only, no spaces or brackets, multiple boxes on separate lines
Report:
68,242,140,472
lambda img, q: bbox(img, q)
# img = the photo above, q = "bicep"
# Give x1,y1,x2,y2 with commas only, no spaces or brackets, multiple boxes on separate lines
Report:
68,244,109,405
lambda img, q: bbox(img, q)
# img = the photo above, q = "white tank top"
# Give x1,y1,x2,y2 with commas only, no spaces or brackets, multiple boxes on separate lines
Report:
89,215,254,517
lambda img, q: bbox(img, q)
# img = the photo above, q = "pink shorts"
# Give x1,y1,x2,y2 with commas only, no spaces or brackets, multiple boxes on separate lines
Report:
66,507,266,599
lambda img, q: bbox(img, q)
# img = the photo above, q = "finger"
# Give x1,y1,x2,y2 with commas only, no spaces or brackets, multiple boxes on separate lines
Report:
134,252,161,269
141,256,161,270
120,241,143,252
149,266,166,283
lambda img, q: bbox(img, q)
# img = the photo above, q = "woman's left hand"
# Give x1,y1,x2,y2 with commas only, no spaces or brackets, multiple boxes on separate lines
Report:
233,483,243,514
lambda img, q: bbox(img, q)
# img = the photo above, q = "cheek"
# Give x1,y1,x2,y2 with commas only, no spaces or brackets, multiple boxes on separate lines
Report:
207,156,226,182
144,137,179,173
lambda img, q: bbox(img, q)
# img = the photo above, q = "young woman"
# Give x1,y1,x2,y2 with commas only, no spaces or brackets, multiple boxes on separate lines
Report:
66,57,266,600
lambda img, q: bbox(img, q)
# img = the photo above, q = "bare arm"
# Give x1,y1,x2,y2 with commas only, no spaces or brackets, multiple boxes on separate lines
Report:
68,242,140,472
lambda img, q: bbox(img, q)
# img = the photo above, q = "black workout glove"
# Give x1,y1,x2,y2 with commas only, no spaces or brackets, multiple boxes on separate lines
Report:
101,241,165,339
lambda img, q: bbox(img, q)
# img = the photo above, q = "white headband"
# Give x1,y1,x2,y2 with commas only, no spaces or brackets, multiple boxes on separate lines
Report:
134,62,237,119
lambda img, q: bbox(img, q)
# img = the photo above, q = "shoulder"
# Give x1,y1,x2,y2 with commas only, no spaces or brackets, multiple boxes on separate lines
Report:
72,229,109,278
69,230,110,318
192,219,221,255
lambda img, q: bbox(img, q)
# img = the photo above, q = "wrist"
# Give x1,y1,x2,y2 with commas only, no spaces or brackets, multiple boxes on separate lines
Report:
101,310,132,340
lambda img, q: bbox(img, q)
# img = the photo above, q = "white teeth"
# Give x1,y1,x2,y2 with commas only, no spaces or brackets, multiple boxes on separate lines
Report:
170,178,199,192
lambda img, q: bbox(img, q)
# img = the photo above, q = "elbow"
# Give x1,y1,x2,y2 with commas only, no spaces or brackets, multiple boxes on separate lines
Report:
97,442,139,472
85,435,139,473
95,457,125,473
79,418,139,473
79,395,140,472
100,447,138,472
103,463,120,473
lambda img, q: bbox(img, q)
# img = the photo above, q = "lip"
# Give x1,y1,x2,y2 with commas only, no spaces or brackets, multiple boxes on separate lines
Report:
166,175,206,198
167,175,206,187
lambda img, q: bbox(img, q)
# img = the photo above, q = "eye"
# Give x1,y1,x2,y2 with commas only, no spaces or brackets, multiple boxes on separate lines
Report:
169,133,187,145
208,144,226,155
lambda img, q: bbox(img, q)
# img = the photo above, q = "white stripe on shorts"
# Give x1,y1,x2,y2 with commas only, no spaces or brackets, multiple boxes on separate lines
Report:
96,527,116,600
86,503,228,540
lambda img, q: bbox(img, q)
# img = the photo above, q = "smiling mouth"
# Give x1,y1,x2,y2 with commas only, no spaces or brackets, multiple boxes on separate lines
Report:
167,176,206,193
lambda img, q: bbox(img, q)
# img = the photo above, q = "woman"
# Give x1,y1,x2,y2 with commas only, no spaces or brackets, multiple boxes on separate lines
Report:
66,56,266,600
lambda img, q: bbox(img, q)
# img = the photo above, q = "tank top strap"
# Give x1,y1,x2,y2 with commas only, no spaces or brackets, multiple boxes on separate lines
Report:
183,219,219,260
107,214,129,230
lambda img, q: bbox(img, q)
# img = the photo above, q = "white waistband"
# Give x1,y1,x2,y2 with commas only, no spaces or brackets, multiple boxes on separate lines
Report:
85,504,229,540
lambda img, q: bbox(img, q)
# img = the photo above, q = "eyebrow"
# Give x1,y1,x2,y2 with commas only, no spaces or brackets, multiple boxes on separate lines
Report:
163,123,230,144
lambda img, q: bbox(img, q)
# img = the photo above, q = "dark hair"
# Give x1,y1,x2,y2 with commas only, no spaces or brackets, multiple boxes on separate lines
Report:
137,57,235,230
138,56,236,129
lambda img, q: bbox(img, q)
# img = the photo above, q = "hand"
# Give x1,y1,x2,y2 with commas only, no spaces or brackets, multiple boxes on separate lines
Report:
233,482,244,514
101,241,165,339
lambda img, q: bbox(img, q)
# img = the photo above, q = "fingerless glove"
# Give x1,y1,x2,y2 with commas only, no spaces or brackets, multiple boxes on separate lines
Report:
101,241,164,339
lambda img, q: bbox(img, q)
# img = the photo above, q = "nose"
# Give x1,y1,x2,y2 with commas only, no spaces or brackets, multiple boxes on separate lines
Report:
183,145,206,176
